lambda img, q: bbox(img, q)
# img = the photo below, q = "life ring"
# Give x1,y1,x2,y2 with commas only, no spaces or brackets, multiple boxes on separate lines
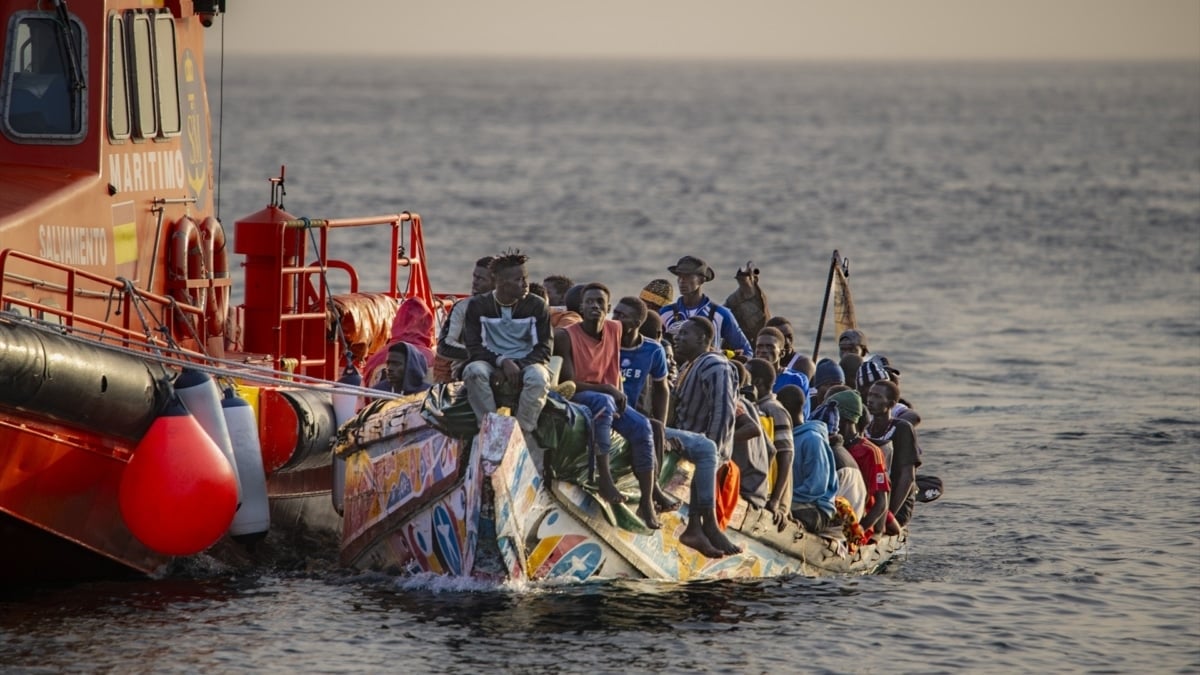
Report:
167,216,209,318
198,217,229,336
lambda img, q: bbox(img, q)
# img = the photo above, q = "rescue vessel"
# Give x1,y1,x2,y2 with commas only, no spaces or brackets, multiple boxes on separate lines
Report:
0,0,449,581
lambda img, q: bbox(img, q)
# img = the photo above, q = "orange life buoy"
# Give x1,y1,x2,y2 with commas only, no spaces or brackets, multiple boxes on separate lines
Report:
198,217,229,336
167,216,209,318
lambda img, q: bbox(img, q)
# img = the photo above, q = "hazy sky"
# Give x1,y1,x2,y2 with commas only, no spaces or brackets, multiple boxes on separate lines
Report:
215,0,1200,61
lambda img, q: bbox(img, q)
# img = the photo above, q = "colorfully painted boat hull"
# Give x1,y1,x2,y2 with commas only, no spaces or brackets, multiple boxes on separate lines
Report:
337,399,905,583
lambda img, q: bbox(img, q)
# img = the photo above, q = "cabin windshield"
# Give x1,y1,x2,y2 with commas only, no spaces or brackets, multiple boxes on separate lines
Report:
1,12,87,142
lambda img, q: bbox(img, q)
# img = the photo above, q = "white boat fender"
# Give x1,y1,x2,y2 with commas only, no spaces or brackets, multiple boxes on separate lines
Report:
330,365,362,516
222,388,270,542
176,369,243,505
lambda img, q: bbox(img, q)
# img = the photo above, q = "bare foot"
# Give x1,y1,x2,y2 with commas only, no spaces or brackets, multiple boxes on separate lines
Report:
636,500,662,529
679,520,723,558
702,522,744,556
597,480,624,504
653,487,681,513
595,453,624,504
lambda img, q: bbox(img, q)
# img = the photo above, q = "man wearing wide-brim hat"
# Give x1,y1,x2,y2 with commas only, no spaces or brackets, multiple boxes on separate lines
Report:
659,255,754,357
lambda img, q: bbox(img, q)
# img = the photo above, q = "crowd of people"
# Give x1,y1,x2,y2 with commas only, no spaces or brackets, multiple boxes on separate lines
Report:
363,249,925,559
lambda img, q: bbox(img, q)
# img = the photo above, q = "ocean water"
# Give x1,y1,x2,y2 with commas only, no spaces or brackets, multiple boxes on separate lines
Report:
2,57,1199,673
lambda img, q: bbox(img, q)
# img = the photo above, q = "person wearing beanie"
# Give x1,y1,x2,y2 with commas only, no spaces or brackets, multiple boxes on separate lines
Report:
829,389,893,540
811,357,845,407
777,384,839,535
639,278,674,313
855,356,892,398
659,255,754,357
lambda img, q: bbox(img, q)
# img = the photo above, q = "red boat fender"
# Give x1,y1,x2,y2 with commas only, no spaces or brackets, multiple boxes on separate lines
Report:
223,388,270,541
175,369,243,503
198,216,229,337
330,365,363,516
118,397,239,556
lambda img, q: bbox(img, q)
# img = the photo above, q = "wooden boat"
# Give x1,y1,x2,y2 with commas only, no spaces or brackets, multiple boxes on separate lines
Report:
336,388,904,582
0,0,452,582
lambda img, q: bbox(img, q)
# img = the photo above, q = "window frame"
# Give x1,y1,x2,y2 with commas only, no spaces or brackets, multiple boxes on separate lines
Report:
0,10,89,144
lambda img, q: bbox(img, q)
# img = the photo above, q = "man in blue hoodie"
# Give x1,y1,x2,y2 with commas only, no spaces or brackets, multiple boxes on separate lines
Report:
372,341,431,395
776,384,839,534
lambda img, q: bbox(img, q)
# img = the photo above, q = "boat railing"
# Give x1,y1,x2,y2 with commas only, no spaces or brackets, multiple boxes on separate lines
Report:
253,211,446,381
0,248,207,352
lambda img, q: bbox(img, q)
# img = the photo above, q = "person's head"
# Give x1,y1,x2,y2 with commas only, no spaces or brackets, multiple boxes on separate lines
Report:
674,316,714,362
471,255,496,295
840,353,863,388
776,384,806,424
489,249,529,305
827,390,864,432
564,283,585,313
838,328,868,358
527,281,547,302
385,342,409,390
855,356,891,397
639,309,664,341
867,379,900,418
667,255,715,298
813,357,845,390
639,278,674,313
543,275,573,306
612,296,648,335
792,354,816,380
809,399,841,438
754,326,786,367
764,316,795,354
732,360,751,391
579,282,611,324
746,357,776,399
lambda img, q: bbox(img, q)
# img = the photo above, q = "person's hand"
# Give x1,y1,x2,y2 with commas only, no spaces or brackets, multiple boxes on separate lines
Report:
500,358,522,387
765,499,787,528
610,388,628,414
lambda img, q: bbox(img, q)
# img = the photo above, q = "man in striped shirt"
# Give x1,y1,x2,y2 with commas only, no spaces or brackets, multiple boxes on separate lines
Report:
667,317,743,557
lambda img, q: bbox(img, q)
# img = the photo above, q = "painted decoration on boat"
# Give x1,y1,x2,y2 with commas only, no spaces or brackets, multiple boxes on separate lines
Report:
401,441,482,576
341,428,463,548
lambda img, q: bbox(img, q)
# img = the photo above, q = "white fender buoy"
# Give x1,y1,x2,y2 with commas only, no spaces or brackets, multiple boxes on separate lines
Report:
176,369,243,504
222,388,270,541
330,365,362,516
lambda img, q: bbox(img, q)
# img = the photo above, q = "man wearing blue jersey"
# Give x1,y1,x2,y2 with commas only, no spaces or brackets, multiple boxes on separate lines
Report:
659,255,754,358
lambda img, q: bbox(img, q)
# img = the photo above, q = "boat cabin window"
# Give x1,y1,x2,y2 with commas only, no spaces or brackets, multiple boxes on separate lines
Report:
119,11,181,141
108,15,130,140
1,11,87,143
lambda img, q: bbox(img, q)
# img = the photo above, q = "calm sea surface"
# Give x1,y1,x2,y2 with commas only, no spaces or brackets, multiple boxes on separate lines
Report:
2,57,1198,673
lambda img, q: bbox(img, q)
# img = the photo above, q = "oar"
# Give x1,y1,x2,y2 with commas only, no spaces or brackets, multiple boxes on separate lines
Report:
812,250,841,360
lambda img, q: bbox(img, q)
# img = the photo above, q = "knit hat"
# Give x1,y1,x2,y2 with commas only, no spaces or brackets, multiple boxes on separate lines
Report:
827,390,864,424
856,356,892,390
640,278,674,310
838,328,868,351
813,357,845,388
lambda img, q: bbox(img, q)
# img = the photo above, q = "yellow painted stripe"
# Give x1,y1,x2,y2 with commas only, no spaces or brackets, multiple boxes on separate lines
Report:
113,222,138,264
